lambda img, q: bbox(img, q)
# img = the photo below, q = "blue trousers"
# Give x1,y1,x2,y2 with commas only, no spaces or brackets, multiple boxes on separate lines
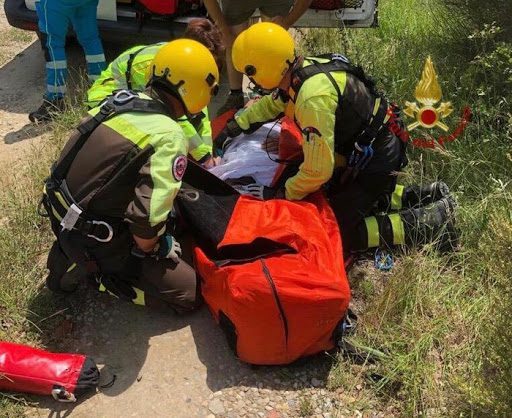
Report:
36,0,106,100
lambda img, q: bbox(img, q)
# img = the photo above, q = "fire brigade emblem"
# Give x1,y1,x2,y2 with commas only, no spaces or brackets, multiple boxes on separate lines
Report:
172,155,187,181
404,56,471,148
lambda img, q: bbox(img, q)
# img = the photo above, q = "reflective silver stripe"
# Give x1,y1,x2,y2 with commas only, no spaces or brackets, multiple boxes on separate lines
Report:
46,60,67,69
111,64,124,80
86,53,106,63
202,134,213,146
47,84,67,94
188,133,203,149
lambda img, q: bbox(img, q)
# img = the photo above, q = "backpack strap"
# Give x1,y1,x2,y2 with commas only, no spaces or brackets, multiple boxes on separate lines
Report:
125,46,147,90
291,54,379,97
291,54,388,147
52,90,169,182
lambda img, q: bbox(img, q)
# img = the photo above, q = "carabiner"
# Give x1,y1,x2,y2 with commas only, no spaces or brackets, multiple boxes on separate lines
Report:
113,89,137,105
51,387,77,403
87,220,114,243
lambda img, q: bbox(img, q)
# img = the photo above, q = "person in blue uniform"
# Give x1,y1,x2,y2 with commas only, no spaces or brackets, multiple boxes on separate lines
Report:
30,0,106,122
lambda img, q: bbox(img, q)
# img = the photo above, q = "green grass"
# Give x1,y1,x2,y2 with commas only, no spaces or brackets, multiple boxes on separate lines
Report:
300,0,512,415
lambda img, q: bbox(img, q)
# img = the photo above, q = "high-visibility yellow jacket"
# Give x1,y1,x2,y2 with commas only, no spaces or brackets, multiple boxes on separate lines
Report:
87,43,212,162
63,92,188,239
236,57,388,200
235,58,347,200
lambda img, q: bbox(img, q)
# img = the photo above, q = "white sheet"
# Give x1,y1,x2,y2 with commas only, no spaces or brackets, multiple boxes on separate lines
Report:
208,122,280,187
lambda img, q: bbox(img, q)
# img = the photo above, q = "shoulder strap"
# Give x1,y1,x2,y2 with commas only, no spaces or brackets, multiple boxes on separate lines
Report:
291,54,379,97
52,90,170,181
125,46,147,90
291,54,389,147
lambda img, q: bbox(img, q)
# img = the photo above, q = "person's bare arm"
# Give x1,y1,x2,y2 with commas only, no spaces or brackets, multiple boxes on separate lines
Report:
203,0,234,43
133,235,158,253
273,0,313,29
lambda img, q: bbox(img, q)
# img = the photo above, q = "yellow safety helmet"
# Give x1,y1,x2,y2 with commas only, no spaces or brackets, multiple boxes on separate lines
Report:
148,39,219,115
232,22,295,90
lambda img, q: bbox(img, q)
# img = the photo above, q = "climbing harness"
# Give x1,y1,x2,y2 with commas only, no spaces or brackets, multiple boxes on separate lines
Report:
40,90,170,244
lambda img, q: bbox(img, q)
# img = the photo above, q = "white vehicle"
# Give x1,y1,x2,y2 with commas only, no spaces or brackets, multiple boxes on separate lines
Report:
5,0,377,42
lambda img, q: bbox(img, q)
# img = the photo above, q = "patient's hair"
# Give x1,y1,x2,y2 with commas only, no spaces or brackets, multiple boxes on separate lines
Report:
183,18,225,72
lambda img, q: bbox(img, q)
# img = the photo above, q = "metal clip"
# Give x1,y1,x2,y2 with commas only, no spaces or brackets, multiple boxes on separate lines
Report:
113,89,137,105
51,387,77,403
178,189,200,202
87,220,114,243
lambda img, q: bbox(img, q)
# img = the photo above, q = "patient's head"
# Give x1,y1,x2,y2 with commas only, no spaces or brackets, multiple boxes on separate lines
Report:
183,18,225,72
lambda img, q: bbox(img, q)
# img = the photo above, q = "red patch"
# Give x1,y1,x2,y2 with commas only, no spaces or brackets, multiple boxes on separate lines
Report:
172,155,187,181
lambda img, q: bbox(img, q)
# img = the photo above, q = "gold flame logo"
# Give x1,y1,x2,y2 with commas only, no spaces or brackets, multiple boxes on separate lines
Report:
404,56,453,131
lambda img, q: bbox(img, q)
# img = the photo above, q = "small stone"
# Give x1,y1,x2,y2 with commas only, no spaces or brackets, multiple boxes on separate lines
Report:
209,399,225,415
311,378,323,387
355,384,362,391
287,399,297,408
265,405,273,411
213,390,223,397
261,397,270,405
258,412,265,417
206,414,215,418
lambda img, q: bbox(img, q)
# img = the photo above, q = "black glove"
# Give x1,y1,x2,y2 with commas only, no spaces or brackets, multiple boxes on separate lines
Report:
214,118,243,157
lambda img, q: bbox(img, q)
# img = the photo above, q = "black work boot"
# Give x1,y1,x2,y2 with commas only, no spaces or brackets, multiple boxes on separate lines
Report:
215,91,244,117
376,181,450,212
402,181,450,208
46,241,85,293
401,196,459,252
29,97,65,123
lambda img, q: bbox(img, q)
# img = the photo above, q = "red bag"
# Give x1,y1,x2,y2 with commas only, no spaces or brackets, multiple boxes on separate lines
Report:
136,0,178,15
195,193,351,365
0,342,99,401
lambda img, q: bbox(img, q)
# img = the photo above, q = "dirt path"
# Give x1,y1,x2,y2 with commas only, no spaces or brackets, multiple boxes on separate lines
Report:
0,10,369,417
0,5,43,166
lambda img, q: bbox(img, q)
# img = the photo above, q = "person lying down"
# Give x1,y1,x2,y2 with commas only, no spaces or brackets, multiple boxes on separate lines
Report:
208,122,281,187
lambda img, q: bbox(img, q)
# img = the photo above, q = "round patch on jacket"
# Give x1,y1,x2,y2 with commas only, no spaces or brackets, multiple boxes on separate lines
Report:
172,155,187,181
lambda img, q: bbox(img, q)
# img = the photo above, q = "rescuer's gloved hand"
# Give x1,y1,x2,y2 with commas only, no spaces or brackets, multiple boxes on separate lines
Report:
155,234,182,263
235,183,285,200
214,119,243,157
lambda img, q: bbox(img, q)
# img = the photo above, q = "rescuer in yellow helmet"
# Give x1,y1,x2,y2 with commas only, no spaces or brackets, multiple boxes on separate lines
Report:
87,19,224,168
42,39,220,310
219,22,458,252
